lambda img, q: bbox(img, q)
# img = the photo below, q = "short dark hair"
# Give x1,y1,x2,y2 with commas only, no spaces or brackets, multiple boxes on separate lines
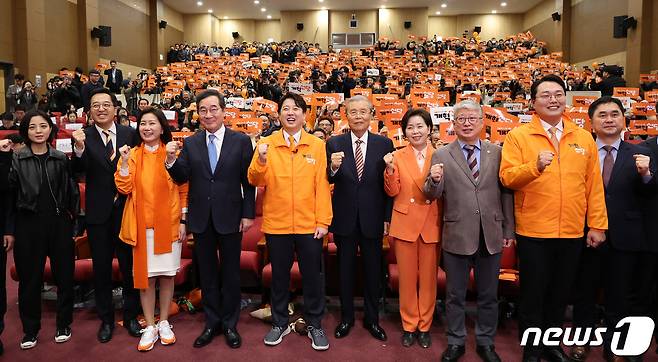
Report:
312,127,327,137
135,107,172,145
278,92,307,113
89,88,119,106
401,108,432,130
19,110,58,145
316,115,334,129
2,112,13,121
14,104,26,112
195,89,226,109
14,74,24,81
6,133,24,144
138,98,150,105
110,59,117,64
588,96,625,119
89,69,100,75
530,74,566,100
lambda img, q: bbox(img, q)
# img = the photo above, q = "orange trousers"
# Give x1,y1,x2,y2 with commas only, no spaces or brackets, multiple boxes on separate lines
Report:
395,237,438,332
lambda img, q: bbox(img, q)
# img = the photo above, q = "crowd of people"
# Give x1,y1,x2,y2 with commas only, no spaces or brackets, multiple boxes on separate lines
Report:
0,32,657,362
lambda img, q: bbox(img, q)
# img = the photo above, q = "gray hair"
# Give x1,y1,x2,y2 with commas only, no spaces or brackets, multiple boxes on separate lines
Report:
453,99,483,118
344,95,374,112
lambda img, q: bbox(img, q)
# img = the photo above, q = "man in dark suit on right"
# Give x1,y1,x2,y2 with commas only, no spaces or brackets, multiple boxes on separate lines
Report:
166,89,255,349
326,95,393,342
103,60,123,94
71,88,141,342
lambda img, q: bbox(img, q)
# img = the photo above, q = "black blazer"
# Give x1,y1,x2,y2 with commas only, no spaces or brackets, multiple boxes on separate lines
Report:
641,137,658,252
167,128,255,234
326,132,394,238
104,68,123,90
72,124,138,225
604,141,656,252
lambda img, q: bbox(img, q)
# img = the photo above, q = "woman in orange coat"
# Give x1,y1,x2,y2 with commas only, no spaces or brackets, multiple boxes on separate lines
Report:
115,108,188,352
384,108,440,348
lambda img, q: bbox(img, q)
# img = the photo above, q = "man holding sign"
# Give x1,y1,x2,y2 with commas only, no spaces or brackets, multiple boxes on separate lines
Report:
499,75,608,362
424,100,515,362
326,95,394,341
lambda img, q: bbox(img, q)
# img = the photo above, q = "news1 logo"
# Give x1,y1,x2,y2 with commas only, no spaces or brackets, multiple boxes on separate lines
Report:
520,317,655,356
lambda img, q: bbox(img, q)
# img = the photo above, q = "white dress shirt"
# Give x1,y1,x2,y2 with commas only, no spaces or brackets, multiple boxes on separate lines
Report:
540,119,564,141
74,123,117,157
206,125,226,159
282,129,302,146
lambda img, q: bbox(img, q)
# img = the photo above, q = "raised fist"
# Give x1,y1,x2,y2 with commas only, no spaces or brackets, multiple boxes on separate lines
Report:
430,163,444,182
537,150,554,172
166,141,180,163
72,129,86,149
258,143,269,163
330,151,345,171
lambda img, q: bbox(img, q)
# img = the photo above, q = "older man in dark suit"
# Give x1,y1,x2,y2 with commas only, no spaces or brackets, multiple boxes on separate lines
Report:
425,100,515,362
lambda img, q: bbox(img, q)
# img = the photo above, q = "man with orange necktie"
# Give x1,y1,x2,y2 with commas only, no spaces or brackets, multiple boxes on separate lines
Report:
499,75,608,362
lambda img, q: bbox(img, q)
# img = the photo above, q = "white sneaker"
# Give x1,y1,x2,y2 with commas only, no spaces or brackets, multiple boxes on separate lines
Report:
137,325,159,352
158,320,176,345
20,335,37,350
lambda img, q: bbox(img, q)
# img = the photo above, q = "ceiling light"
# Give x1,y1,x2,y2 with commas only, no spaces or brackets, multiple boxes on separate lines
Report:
196,1,203,6
435,11,441,15
319,0,324,2
254,0,259,3
380,5,386,9
223,16,228,19
261,7,266,12
501,2,507,6
492,10,497,13
208,9,213,13
321,7,326,10
441,3,447,8
267,15,272,19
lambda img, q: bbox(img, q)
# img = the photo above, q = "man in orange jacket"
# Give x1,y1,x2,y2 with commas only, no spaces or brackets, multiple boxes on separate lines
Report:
499,75,608,362
248,92,333,351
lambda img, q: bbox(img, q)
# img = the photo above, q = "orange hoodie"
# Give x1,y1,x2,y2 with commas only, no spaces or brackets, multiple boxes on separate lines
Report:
499,115,607,238
248,130,332,234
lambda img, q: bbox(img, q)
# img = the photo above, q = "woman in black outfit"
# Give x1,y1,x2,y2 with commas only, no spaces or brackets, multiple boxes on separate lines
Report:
1,110,79,350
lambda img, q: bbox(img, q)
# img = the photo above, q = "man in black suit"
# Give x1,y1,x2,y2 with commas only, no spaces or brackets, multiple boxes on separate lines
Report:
326,95,393,341
81,70,105,112
71,88,141,342
572,96,655,362
166,89,255,349
103,60,123,94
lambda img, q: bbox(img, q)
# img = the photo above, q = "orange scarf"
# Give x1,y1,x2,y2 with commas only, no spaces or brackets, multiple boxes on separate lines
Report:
132,143,172,289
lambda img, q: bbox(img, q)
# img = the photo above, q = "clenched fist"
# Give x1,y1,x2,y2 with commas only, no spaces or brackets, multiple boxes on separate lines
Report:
430,163,444,182
166,141,180,164
330,152,345,172
633,154,651,176
384,152,395,169
72,129,86,149
258,143,269,164
537,150,555,172
118,145,130,163
0,139,12,152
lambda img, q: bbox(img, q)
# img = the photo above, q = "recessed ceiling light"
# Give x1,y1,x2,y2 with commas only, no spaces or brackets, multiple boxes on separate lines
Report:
208,9,213,13
380,5,385,9
321,7,326,10
267,15,272,19
492,10,497,13
441,3,447,8
196,1,203,6
254,0,259,3
223,16,228,19
319,0,324,2
435,11,441,15
261,7,266,12
501,2,507,6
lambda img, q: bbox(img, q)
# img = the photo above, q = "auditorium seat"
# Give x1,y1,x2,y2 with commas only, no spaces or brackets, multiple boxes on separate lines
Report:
174,240,194,286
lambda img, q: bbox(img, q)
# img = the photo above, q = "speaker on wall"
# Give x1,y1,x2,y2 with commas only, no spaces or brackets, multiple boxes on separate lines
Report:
404,21,412,29
551,12,561,21
613,15,636,38
296,23,304,31
91,25,112,47
159,20,168,29
474,26,482,33
232,32,240,39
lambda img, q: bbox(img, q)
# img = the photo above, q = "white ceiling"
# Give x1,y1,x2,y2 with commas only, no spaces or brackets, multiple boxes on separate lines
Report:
162,0,544,20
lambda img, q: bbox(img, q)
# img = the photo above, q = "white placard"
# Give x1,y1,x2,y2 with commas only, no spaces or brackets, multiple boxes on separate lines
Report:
366,69,380,76
162,110,176,121
288,82,313,95
613,96,632,111
64,123,83,130
226,97,246,109
503,103,524,113
55,138,72,153
518,114,533,123
429,106,454,125
242,61,253,68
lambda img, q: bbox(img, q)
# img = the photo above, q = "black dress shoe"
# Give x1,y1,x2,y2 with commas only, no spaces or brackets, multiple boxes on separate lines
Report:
0,338,4,355
441,344,466,362
541,347,571,362
334,321,353,338
417,331,431,348
224,328,241,349
194,327,219,348
522,347,541,362
97,322,114,343
477,345,502,362
124,319,141,337
401,331,416,347
365,323,387,341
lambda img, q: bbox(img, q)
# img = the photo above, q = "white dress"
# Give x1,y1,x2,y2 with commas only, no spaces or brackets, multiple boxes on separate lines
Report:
145,228,182,278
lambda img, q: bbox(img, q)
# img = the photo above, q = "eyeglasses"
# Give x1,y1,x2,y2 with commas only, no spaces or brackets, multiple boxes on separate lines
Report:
198,107,221,116
347,109,372,117
536,93,565,101
454,117,481,125
91,102,113,110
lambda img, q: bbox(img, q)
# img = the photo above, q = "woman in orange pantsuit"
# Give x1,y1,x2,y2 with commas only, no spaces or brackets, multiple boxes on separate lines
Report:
383,108,440,349
115,108,188,352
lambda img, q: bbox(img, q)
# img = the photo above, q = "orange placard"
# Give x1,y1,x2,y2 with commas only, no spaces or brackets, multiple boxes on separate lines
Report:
640,74,658,84
631,102,657,117
350,88,373,100
482,106,519,124
172,132,194,143
232,117,263,134
566,111,592,132
572,96,598,107
456,93,481,104
629,120,658,135
489,122,520,143
439,122,457,143
644,90,658,103
252,99,278,115
387,127,408,149
613,87,640,99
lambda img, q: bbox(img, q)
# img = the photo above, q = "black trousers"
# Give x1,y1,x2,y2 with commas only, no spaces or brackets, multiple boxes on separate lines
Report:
602,245,657,350
193,222,242,330
571,245,605,330
334,224,383,325
517,235,583,356
266,234,325,328
87,205,139,324
13,212,74,335
0,241,6,335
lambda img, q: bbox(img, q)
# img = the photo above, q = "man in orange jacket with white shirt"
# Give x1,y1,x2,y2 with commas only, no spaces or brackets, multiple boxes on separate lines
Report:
499,75,608,362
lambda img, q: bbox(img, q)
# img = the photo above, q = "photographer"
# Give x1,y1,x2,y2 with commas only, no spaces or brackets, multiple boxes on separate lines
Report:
590,65,626,96
52,76,82,113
